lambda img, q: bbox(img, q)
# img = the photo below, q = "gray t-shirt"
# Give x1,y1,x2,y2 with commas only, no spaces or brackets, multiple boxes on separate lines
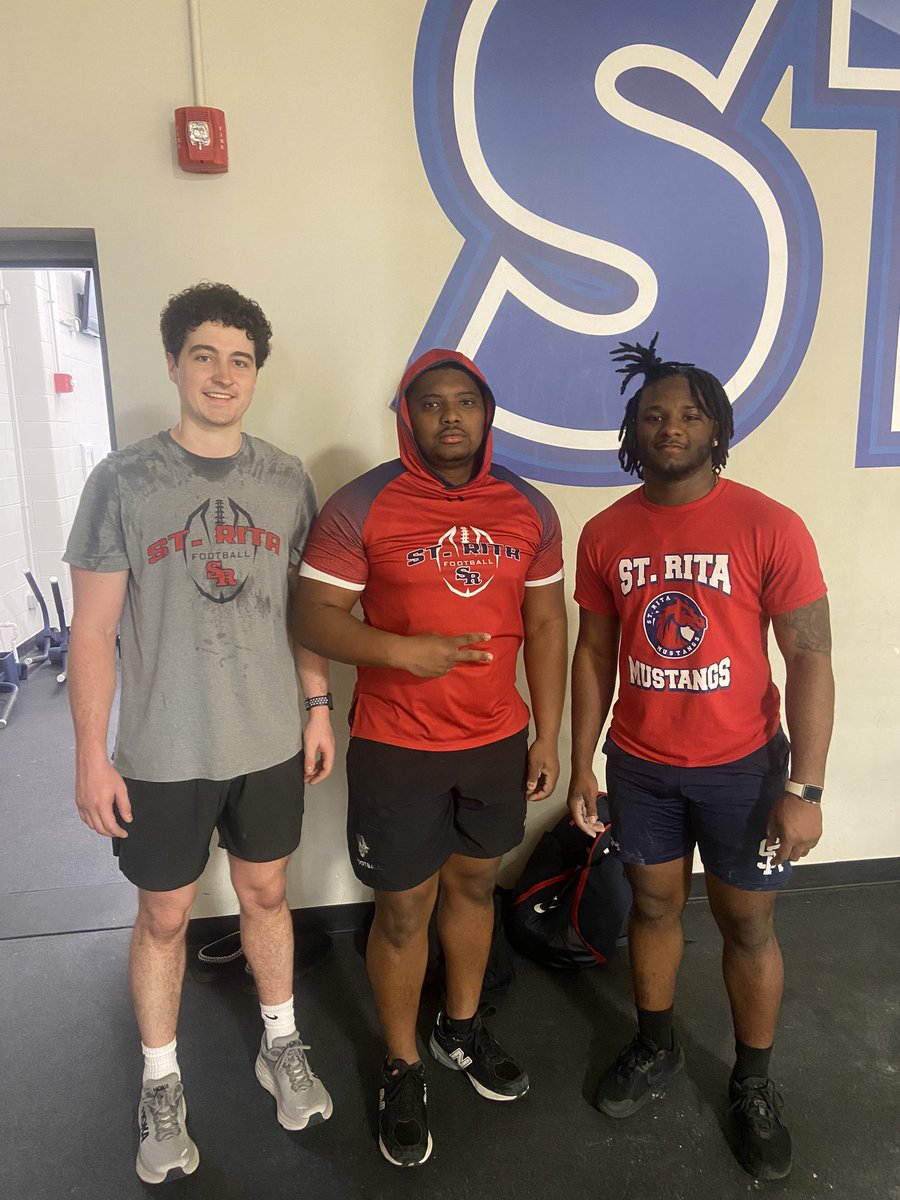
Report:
64,431,317,782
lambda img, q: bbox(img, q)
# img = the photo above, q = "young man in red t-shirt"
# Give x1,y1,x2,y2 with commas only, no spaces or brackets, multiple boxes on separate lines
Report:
294,349,567,1166
569,337,834,1181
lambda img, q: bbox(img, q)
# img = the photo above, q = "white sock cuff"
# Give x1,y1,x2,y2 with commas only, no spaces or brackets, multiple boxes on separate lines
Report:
141,1036,180,1083
260,997,295,1021
141,1036,177,1056
260,996,297,1046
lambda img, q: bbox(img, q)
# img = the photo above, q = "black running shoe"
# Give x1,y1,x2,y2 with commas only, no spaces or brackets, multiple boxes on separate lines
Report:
729,1075,793,1180
429,1012,529,1100
593,1033,684,1118
378,1060,432,1167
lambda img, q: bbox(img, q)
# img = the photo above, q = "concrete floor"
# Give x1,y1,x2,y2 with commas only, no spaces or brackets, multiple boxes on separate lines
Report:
1,663,898,1199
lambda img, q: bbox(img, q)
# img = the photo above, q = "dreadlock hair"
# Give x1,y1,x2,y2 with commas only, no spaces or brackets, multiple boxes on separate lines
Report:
612,333,734,478
160,281,273,368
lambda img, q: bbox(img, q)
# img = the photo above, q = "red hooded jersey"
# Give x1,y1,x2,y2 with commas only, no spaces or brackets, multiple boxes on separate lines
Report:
301,349,563,750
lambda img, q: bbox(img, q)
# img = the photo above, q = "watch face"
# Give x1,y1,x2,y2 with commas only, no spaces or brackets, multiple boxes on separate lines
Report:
802,785,824,802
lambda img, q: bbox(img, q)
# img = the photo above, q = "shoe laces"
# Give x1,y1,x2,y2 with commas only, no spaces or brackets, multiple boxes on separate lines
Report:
275,1040,315,1092
143,1081,184,1142
731,1077,784,1135
469,1021,508,1066
615,1034,659,1076
383,1064,426,1126
447,1020,519,1083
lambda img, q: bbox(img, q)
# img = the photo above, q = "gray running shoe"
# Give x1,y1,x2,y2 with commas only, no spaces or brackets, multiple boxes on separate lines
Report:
136,1074,200,1184
255,1032,333,1130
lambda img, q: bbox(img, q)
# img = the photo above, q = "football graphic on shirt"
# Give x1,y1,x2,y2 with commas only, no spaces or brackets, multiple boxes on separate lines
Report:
182,496,257,604
434,525,500,597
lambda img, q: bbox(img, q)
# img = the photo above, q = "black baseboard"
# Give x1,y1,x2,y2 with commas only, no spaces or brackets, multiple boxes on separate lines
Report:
187,900,374,949
185,857,899,946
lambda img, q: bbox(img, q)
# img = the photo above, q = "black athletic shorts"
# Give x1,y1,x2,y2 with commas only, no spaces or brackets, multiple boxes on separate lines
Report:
604,730,791,892
346,728,529,892
114,752,305,893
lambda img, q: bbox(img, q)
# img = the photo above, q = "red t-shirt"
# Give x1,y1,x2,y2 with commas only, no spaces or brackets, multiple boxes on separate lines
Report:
575,479,826,767
301,350,564,751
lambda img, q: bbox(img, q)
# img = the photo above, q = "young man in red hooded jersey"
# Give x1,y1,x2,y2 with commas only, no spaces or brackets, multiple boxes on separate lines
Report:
294,350,567,1166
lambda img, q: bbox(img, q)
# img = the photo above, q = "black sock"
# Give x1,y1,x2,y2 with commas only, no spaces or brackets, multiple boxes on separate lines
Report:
443,1013,477,1037
732,1040,772,1083
636,1006,674,1051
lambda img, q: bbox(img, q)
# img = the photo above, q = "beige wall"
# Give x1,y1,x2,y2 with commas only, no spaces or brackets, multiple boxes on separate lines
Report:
2,2,896,916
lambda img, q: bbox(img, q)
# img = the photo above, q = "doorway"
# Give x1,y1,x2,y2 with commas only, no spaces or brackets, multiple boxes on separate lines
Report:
0,230,114,657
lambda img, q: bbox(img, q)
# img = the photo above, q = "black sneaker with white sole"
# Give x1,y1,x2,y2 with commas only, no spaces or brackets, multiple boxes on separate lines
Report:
729,1075,793,1180
378,1060,432,1167
428,1012,529,1100
593,1033,684,1117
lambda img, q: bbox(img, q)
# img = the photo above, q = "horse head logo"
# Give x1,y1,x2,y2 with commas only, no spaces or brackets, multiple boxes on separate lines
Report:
643,591,707,658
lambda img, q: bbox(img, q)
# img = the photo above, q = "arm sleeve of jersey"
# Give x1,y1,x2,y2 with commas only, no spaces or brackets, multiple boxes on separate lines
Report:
761,510,827,615
288,468,319,567
62,457,130,572
573,520,618,615
524,494,564,586
299,488,369,591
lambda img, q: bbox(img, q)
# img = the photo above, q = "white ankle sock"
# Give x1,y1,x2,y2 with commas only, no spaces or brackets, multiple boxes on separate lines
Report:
141,1037,180,1084
260,996,297,1048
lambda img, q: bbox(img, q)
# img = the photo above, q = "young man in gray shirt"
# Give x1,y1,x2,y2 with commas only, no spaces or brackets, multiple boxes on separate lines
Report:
64,282,335,1184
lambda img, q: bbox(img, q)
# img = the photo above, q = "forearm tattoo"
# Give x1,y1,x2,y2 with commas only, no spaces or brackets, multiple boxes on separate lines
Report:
785,597,832,653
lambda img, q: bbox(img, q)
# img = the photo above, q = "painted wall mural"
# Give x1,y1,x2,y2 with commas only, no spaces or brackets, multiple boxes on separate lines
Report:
412,0,900,485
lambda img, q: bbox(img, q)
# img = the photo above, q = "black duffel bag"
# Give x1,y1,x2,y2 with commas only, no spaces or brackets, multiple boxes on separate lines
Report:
504,799,632,969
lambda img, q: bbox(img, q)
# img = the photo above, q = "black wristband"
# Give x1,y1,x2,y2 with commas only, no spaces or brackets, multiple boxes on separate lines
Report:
304,693,333,712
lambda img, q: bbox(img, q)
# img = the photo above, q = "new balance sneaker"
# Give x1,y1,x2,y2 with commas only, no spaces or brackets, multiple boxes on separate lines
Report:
729,1075,793,1180
255,1032,333,1130
593,1033,684,1118
136,1074,200,1185
428,1012,529,1101
378,1059,432,1167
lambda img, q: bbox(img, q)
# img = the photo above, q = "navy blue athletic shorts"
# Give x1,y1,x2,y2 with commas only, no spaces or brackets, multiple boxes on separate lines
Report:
603,730,791,891
346,728,529,892
114,751,305,893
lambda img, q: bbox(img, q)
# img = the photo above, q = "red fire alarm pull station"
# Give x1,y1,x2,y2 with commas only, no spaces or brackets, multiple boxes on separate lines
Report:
175,1,228,174
54,374,74,394
175,107,228,173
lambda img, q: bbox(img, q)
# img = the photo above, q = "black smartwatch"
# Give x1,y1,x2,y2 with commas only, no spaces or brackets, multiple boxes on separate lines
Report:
304,693,333,712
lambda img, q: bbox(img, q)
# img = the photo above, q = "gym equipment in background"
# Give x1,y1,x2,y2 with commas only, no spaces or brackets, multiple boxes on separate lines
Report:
0,623,25,729
23,571,70,683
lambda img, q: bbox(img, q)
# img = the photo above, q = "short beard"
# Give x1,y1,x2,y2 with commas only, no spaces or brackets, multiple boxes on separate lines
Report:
638,444,715,483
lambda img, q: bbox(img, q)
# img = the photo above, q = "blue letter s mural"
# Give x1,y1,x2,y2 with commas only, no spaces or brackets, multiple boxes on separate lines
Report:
412,0,900,483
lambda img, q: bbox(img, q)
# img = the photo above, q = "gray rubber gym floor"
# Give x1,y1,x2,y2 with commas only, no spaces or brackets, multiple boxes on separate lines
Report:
2,667,898,1199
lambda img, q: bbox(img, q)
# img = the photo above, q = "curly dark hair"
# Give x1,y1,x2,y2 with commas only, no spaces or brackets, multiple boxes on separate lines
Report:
160,281,273,368
611,333,734,478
